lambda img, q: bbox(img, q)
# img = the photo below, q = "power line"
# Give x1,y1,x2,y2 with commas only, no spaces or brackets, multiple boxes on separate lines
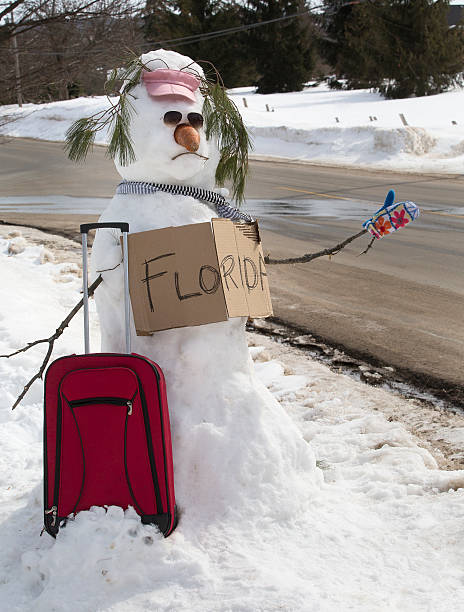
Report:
143,5,322,48
0,3,327,56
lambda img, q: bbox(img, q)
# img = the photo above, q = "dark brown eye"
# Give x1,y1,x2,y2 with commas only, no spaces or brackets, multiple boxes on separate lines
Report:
163,111,182,126
187,113,203,129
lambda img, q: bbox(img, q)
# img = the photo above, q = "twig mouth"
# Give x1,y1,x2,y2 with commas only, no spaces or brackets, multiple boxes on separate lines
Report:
171,152,209,161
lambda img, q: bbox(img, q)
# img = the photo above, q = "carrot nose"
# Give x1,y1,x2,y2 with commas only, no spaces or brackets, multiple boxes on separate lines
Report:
174,124,200,152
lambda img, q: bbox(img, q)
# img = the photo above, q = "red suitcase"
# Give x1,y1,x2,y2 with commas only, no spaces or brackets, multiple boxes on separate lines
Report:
43,222,177,538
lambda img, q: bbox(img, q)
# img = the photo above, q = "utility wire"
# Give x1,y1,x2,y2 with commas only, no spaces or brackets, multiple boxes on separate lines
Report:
0,2,331,56
143,5,322,48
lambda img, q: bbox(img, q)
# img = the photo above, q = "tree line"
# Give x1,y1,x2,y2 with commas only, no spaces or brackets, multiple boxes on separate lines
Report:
1,0,463,105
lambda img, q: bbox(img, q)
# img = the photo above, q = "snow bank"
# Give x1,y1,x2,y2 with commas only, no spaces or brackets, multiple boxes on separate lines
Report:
1,228,464,610
2,83,464,174
0,97,109,146
250,124,438,162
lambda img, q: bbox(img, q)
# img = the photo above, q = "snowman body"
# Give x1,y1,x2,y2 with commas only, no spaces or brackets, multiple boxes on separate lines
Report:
91,50,320,522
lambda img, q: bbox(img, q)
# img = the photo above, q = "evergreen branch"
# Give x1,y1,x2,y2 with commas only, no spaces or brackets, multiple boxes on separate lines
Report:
64,118,97,162
65,52,146,167
3,275,103,410
104,68,120,95
106,94,136,166
202,81,252,205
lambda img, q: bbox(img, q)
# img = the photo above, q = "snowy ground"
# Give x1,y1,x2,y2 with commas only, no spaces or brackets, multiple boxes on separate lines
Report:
1,227,464,610
1,82,464,175
2,69,464,611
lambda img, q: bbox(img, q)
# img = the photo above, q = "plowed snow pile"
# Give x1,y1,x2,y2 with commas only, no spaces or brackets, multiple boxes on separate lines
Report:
2,83,464,174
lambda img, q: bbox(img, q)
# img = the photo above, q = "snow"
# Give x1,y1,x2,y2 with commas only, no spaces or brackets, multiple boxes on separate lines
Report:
2,50,464,610
1,228,464,611
2,82,464,174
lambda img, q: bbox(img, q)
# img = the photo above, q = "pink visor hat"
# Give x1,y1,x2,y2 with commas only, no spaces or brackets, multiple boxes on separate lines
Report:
142,69,200,102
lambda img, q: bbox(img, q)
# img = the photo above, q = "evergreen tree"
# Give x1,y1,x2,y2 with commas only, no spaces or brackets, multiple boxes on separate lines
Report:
245,0,316,94
379,0,464,98
144,1,255,88
322,0,384,89
322,0,464,99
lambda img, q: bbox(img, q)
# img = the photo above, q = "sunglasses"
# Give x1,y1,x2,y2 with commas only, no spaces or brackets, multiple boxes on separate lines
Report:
163,111,204,129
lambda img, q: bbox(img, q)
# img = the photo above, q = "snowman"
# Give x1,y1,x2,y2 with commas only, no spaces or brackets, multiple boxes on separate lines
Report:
75,49,320,525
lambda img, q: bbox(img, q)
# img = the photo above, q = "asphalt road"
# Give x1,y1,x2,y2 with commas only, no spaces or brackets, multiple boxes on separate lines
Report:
0,138,463,399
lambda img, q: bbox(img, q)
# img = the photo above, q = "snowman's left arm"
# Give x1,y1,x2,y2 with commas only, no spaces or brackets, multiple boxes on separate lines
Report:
264,228,370,265
264,190,418,265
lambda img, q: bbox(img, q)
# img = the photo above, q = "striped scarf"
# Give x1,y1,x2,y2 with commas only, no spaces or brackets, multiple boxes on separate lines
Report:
116,181,253,223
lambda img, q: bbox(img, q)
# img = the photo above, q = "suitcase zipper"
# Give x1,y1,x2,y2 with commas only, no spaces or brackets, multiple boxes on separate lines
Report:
68,396,135,414
136,378,163,515
132,357,175,534
44,505,57,526
47,392,64,536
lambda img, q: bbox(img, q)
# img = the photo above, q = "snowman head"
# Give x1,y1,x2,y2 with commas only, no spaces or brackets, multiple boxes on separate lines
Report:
114,50,218,189
66,49,250,203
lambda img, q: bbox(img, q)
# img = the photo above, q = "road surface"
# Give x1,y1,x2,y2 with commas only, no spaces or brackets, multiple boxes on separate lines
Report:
0,138,462,402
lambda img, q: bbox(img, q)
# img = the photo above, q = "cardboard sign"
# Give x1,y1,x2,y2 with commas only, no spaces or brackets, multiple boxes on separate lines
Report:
127,219,273,335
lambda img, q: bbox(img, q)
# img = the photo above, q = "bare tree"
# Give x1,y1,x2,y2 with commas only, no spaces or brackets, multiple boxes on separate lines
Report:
1,1,136,37
0,1,144,104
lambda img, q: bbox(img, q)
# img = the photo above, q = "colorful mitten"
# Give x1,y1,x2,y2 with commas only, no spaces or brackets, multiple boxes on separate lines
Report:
362,190,420,239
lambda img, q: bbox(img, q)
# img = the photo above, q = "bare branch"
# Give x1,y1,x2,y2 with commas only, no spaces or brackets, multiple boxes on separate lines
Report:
0,1,26,21
0,110,36,127
1,0,144,105
0,335,52,359
12,335,56,411
264,229,369,265
357,236,376,256
7,275,103,410
9,0,138,33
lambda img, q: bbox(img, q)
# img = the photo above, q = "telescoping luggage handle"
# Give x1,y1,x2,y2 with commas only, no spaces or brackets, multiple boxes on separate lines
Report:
80,222,131,355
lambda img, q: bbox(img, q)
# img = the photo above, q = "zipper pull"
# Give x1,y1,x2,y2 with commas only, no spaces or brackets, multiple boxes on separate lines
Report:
127,391,137,416
45,505,57,527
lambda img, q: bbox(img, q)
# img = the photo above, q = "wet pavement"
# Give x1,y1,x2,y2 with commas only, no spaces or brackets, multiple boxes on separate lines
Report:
1,138,463,403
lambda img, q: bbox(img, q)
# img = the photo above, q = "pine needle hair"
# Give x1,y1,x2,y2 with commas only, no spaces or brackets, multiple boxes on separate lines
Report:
64,54,252,204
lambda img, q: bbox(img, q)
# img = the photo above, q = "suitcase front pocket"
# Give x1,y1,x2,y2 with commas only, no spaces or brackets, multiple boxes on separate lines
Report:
48,367,161,528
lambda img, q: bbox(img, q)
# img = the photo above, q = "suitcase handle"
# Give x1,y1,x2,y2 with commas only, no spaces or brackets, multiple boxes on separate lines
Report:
80,222,131,355
80,222,129,234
